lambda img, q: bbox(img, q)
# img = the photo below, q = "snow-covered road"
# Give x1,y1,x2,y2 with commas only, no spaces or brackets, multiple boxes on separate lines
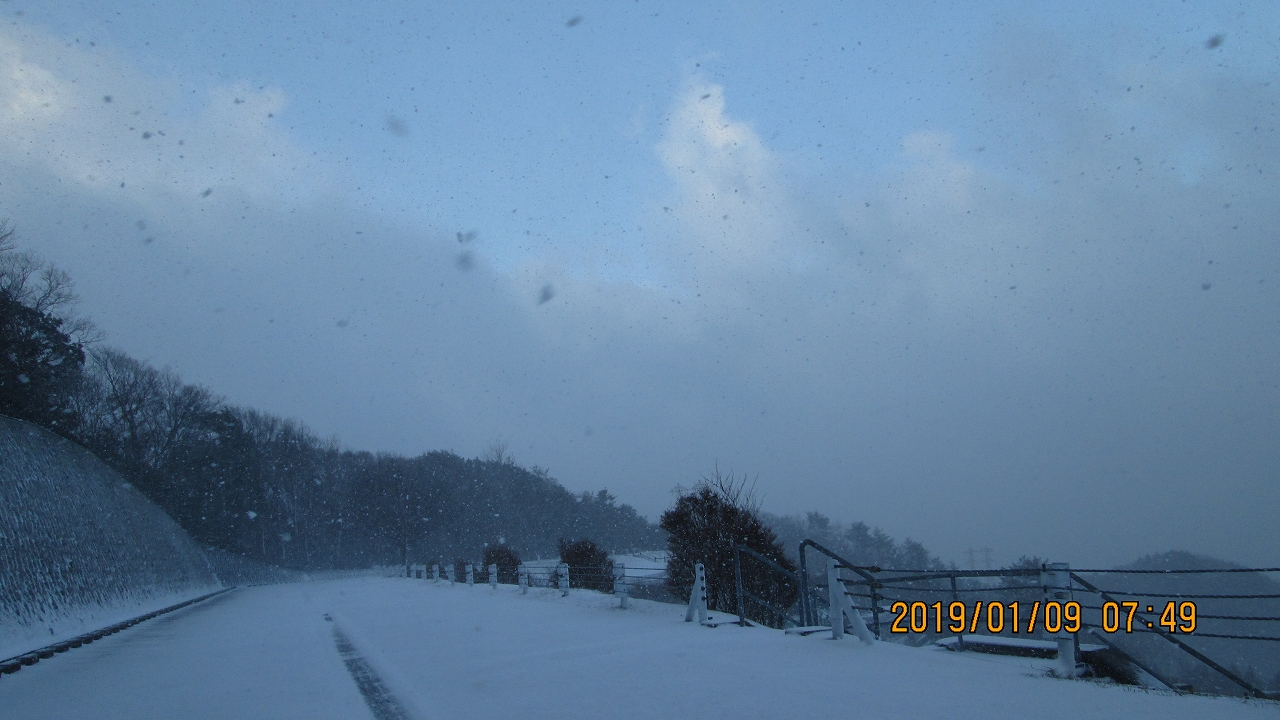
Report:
2,577,1274,719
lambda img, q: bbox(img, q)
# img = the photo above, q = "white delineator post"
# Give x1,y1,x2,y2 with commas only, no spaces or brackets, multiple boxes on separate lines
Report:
518,564,529,594
489,563,498,590
685,563,708,624
1043,562,1076,678
614,562,629,609
828,559,875,644
466,563,474,586
431,564,439,582
558,563,570,596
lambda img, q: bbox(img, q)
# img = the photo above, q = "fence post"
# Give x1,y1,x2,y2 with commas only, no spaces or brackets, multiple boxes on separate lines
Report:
828,559,844,640
614,562,629,609
446,564,454,585
558,563,570,596
798,543,810,626
432,564,440,582
828,559,874,644
950,574,964,649
733,546,746,626
489,563,498,590
466,563,474,586
1043,562,1075,678
868,574,881,640
518,564,529,594
685,562,708,624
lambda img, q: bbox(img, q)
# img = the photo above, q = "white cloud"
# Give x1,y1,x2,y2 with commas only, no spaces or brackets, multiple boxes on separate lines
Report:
0,26,327,224
1,19,1277,568
655,83,794,272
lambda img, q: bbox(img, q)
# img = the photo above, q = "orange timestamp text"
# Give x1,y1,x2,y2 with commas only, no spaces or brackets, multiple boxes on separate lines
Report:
887,600,1197,634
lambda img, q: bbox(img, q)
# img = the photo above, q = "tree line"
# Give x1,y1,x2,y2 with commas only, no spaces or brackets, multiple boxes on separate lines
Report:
1,223,663,570
764,510,952,572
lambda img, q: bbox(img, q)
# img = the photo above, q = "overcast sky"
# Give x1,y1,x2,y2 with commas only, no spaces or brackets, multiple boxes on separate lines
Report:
2,0,1277,568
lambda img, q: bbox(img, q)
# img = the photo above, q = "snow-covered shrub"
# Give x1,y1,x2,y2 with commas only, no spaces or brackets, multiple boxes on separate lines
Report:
558,538,612,591
661,470,797,626
482,544,521,584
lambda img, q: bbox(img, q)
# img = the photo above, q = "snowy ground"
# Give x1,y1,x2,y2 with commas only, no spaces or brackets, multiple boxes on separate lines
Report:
610,553,669,576
2,576,1275,719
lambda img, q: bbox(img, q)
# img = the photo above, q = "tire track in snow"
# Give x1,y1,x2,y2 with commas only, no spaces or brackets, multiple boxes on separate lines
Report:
327,614,414,720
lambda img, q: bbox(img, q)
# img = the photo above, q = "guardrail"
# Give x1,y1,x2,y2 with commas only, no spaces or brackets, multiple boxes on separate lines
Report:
1069,568,1280,698
421,561,679,605
732,544,803,628
406,546,1279,701
798,540,1280,699
0,588,234,678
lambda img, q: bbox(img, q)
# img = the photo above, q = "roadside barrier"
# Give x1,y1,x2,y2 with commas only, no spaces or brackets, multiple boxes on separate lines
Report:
409,543,1279,700
798,539,1280,699
0,588,233,678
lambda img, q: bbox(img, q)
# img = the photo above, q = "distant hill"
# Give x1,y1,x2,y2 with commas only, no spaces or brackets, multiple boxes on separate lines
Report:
1108,549,1280,599
1077,550,1280,696
1122,550,1257,572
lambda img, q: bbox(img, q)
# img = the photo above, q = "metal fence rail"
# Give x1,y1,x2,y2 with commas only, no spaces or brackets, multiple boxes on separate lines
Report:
1068,569,1278,698
403,545,1279,701
419,560,679,604
731,544,802,628
796,539,1280,700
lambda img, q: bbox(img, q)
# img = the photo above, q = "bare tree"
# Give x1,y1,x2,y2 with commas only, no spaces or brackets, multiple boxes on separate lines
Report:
482,438,514,465
697,463,761,514
64,366,112,444
83,348,218,478
0,221,101,344
87,347,164,475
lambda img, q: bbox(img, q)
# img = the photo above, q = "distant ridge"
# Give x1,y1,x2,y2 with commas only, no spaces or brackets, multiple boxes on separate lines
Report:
1097,549,1280,695
1121,550,1248,572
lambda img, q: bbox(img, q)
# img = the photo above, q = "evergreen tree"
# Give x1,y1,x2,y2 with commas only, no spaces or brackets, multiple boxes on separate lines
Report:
558,538,612,591
0,288,85,434
661,470,797,625
482,543,521,584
